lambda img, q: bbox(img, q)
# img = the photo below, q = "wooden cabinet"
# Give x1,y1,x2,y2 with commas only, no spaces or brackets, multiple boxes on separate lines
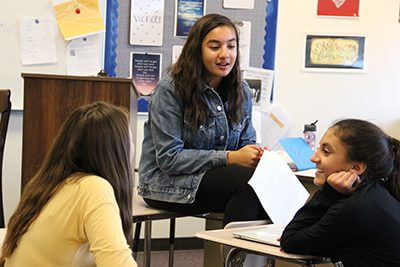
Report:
21,73,137,192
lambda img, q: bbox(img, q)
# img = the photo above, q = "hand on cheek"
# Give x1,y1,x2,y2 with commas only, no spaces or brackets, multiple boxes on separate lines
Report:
327,170,361,195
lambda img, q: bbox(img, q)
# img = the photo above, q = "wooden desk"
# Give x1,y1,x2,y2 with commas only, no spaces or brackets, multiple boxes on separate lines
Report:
196,225,330,267
202,170,319,267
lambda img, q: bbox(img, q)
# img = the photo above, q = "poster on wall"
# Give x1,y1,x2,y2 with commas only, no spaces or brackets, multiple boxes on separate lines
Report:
303,34,366,73
130,0,164,46
317,0,360,18
174,0,206,37
130,52,162,112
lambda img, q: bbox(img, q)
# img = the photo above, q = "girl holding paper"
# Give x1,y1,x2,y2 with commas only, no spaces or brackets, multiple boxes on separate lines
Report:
138,14,268,226
281,119,400,266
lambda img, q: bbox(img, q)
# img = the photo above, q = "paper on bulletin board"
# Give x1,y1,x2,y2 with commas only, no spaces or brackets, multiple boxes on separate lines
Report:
237,21,251,68
130,0,164,46
172,45,183,64
52,0,104,40
66,34,101,75
223,0,254,9
20,16,57,65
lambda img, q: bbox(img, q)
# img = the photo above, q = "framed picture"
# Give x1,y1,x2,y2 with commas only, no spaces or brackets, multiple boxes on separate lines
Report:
303,34,366,73
174,0,206,37
130,52,162,113
317,0,360,18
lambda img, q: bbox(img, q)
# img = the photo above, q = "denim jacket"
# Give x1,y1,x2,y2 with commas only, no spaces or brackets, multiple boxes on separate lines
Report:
138,74,256,204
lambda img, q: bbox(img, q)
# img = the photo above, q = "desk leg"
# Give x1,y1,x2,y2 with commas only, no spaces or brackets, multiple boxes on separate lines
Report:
144,221,152,267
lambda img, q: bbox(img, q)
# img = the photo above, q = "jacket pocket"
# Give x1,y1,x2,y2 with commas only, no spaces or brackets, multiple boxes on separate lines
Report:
183,116,216,149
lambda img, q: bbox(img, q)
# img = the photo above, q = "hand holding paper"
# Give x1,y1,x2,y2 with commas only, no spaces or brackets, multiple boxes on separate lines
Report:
248,151,309,227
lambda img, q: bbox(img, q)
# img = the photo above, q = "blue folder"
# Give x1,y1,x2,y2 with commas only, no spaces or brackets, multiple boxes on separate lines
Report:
279,137,316,171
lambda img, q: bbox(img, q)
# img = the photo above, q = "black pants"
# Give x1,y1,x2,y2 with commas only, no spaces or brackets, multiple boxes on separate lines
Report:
144,165,268,226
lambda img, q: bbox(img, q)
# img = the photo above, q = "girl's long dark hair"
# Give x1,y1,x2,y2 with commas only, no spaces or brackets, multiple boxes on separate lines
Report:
332,119,400,200
170,13,243,130
0,101,133,262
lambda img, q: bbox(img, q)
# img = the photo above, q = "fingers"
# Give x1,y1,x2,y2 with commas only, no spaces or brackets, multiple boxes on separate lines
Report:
327,171,361,195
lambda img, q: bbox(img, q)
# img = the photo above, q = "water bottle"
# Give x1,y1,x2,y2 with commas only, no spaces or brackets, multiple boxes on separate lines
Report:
304,120,318,150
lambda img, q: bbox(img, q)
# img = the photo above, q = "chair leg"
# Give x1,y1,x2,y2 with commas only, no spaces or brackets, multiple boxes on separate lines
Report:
225,247,246,267
266,258,276,267
169,218,176,267
144,221,152,267
132,222,142,259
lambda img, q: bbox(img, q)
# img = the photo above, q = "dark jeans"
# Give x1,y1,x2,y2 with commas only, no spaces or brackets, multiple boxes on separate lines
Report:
144,165,268,226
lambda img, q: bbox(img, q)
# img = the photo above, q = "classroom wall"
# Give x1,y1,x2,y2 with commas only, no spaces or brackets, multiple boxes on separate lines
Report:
273,0,400,140
3,0,400,241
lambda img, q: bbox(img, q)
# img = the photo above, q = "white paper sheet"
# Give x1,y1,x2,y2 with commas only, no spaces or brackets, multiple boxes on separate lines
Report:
237,21,251,68
172,45,183,64
66,34,101,76
20,17,57,65
248,151,309,227
223,0,254,9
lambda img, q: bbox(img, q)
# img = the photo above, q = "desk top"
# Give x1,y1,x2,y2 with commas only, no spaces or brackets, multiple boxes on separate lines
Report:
195,225,327,264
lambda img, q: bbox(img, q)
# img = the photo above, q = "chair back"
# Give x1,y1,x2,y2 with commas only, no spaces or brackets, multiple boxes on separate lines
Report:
0,90,11,228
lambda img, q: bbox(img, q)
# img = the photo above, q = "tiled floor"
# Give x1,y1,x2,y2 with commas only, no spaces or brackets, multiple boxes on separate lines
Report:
135,250,204,267
134,250,334,267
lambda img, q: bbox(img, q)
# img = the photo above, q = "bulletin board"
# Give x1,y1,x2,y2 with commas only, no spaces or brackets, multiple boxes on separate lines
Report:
0,0,106,110
115,0,268,78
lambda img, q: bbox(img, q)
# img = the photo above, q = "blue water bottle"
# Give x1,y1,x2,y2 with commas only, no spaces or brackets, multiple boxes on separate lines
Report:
304,120,318,151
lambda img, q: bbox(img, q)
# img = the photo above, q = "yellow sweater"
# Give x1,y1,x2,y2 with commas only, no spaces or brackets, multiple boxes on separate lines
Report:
5,175,137,267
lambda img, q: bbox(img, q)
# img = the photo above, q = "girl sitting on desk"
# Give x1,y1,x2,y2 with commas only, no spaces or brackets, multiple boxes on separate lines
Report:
1,102,137,266
281,119,400,267
138,13,268,226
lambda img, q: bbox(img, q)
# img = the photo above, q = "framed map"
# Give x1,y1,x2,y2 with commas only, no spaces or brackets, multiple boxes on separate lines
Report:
303,34,366,72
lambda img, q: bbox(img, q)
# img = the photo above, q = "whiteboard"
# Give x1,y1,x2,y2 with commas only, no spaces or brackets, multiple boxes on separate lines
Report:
0,0,106,110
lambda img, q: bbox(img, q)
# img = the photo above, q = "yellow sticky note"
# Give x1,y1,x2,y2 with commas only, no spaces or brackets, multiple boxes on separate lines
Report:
53,0,104,40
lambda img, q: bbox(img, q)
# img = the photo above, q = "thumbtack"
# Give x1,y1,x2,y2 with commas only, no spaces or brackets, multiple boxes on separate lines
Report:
75,8,81,14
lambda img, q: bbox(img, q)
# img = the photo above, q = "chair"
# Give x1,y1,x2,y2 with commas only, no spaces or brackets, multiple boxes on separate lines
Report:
0,90,11,228
222,220,274,267
131,190,190,267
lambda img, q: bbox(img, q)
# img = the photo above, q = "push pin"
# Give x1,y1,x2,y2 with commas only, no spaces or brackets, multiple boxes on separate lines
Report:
75,8,81,14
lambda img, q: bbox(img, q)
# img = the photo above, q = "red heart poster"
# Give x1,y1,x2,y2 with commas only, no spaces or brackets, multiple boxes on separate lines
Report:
317,0,360,17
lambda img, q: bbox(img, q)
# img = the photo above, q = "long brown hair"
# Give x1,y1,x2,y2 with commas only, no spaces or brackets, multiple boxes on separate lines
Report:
332,119,400,200
170,13,243,130
0,101,133,262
